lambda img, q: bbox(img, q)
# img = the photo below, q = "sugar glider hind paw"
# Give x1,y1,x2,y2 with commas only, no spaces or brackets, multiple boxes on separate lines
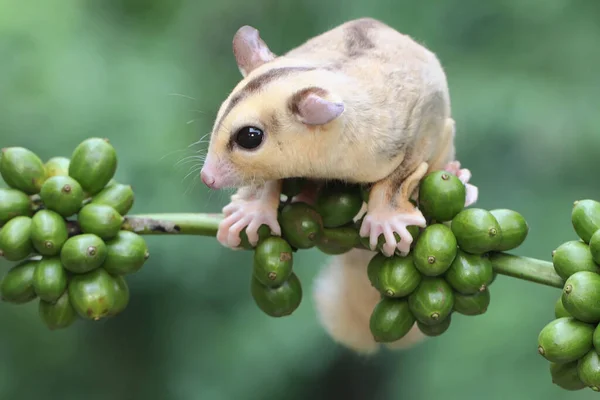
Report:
359,209,426,256
443,160,461,176
443,161,479,207
464,183,478,207
217,200,281,249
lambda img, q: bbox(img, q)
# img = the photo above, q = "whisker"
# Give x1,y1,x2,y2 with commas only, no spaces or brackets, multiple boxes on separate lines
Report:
174,155,205,168
184,176,200,196
158,147,195,162
187,133,211,148
168,93,197,101
173,161,203,171
182,165,203,183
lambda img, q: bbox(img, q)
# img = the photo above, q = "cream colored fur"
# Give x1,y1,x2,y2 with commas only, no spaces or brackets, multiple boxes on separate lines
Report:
205,18,453,186
202,18,461,354
313,247,427,354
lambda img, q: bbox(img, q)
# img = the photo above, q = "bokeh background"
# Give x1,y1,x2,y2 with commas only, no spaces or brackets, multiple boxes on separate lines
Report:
1,0,600,399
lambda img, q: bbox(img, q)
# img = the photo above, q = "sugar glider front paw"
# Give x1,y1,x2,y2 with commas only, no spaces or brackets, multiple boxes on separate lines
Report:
359,208,426,257
218,199,281,249
443,161,478,207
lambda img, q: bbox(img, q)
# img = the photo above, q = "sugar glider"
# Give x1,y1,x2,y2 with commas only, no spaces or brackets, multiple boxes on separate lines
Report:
200,18,478,354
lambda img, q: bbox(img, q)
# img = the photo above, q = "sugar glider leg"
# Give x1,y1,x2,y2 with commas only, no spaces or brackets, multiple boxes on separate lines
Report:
217,180,283,248
360,162,429,257
431,118,478,207
412,118,479,207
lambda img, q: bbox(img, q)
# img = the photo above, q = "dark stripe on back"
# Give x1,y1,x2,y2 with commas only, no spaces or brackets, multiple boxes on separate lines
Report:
214,66,316,131
344,19,376,58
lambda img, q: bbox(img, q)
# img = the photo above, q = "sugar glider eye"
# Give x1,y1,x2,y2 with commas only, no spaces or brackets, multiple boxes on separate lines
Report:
234,126,264,150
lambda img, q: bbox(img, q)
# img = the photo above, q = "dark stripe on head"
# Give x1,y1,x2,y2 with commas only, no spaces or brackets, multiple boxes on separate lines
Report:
214,66,316,132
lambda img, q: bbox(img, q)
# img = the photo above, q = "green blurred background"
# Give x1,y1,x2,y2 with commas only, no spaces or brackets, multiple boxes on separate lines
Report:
1,0,599,399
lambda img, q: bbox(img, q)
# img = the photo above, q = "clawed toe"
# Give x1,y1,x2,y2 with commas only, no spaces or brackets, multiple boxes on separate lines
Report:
360,211,425,257
443,161,461,175
454,168,472,185
216,199,280,249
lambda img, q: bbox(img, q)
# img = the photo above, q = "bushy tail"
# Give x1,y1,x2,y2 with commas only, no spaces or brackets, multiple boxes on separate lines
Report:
312,248,426,355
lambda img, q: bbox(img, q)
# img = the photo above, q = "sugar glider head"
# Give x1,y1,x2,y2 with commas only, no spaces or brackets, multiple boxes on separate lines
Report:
200,25,346,190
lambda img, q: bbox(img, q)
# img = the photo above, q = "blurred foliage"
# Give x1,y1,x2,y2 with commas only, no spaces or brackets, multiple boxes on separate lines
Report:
1,0,599,399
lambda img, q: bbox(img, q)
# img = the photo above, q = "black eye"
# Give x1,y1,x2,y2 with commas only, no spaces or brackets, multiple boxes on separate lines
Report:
234,126,264,150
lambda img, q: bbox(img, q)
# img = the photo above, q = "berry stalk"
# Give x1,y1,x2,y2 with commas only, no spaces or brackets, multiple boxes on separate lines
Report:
121,213,223,236
119,212,563,289
488,253,563,289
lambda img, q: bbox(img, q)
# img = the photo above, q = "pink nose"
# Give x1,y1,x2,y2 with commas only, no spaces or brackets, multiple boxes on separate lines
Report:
200,169,216,188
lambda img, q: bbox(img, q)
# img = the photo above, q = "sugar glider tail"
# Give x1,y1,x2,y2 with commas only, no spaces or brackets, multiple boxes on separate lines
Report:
312,248,426,354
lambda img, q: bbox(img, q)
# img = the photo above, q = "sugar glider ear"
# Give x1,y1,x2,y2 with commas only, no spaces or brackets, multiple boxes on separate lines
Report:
289,87,345,126
232,25,276,77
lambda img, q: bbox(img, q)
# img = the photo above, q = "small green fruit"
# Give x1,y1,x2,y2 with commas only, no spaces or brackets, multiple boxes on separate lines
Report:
0,188,32,226
413,223,458,276
577,350,600,391
316,224,360,255
102,231,149,275
417,314,452,337
367,252,421,298
489,209,529,251
278,202,323,249
68,268,117,320
451,208,502,254
44,157,70,177
445,250,494,295
408,277,454,326
594,323,600,352
562,271,600,323
77,203,124,240
572,199,600,244
0,259,38,303
0,147,47,194
38,290,78,330
418,170,466,222
549,361,586,391
39,176,85,217
453,289,490,316
252,236,294,287
30,210,69,256
555,296,572,319
33,257,68,302
537,317,594,363
90,182,135,215
250,273,302,318
0,216,33,261
68,137,118,195
314,182,363,228
60,234,107,274
589,229,600,265
552,240,600,280
369,297,416,343
108,274,130,316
